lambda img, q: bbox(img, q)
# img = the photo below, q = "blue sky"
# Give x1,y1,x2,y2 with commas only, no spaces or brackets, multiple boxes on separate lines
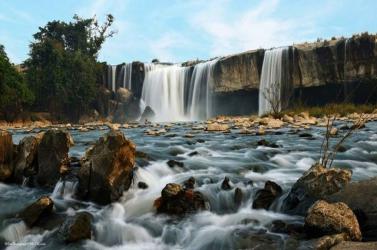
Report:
0,0,376,64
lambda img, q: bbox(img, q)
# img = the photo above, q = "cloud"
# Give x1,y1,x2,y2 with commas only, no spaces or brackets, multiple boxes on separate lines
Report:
188,0,329,57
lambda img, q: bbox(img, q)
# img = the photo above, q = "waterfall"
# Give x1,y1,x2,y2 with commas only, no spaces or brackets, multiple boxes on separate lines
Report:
141,59,218,122
122,63,133,90
187,59,218,120
141,65,190,122
108,65,117,92
258,47,289,116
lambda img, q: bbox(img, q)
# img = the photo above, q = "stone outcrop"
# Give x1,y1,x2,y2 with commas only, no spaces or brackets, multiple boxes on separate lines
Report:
281,164,352,215
58,212,92,242
77,130,136,205
35,130,73,188
140,106,156,122
326,177,377,240
304,200,362,241
154,183,207,215
0,130,14,181
252,181,282,210
13,133,43,183
18,196,54,227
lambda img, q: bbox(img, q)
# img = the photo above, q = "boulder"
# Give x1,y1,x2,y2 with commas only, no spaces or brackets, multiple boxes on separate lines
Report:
221,177,232,190
252,181,282,210
35,130,73,188
18,196,54,227
331,241,377,250
58,212,92,243
116,87,132,103
13,133,43,183
183,177,195,190
234,187,243,207
0,130,14,181
305,200,362,241
140,106,155,122
154,183,207,215
326,177,377,240
77,130,136,205
281,164,352,215
206,123,230,132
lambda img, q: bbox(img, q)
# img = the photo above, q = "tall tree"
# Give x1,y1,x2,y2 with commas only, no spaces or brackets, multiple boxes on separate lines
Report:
0,44,34,120
26,14,115,120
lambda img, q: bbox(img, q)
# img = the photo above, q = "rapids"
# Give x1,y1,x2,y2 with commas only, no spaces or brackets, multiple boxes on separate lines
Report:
1,121,377,249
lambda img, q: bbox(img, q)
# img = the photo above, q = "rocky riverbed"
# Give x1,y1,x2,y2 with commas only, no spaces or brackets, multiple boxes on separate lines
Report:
1,112,377,249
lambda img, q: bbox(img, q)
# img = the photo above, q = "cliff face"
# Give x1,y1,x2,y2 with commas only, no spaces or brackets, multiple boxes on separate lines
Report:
212,34,377,92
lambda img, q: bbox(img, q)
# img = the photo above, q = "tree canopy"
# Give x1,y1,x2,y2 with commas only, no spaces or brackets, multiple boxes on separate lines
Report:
0,44,34,120
26,14,115,120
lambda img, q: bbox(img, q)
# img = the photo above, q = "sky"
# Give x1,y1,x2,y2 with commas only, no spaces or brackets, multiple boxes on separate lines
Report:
0,0,376,64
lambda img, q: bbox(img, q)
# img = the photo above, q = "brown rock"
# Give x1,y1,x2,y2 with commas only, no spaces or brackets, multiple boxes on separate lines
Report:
252,181,282,210
0,130,14,181
282,164,352,215
305,200,362,241
13,133,43,183
58,212,92,242
18,196,54,227
77,130,135,205
331,241,377,250
155,183,207,215
36,130,73,188
206,123,230,132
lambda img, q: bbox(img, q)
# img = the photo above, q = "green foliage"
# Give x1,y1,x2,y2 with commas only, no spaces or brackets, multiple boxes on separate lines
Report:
0,45,34,120
26,14,114,120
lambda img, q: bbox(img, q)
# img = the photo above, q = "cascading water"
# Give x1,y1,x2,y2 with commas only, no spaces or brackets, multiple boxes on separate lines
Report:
141,59,218,122
258,47,289,116
122,63,133,90
107,65,117,92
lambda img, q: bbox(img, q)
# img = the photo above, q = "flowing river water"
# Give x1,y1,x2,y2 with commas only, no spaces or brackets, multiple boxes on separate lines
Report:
1,121,377,249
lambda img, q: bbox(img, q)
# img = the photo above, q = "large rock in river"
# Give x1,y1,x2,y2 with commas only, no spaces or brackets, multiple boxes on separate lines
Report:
35,130,73,188
252,181,282,210
154,183,207,215
281,164,352,215
18,196,54,227
0,130,14,181
77,130,136,205
58,212,92,242
305,200,362,241
326,177,377,240
13,133,43,183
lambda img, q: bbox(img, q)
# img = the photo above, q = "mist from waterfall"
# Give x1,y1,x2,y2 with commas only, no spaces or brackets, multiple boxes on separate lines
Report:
258,47,289,116
141,60,218,122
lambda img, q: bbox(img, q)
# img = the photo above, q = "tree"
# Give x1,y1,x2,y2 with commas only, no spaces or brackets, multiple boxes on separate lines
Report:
0,44,34,120
25,14,115,120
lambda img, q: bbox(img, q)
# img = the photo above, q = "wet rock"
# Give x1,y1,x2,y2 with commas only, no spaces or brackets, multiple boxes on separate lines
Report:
236,228,285,250
282,164,352,215
183,177,195,189
257,139,279,148
299,132,313,138
326,177,377,240
58,212,92,243
303,233,350,250
77,130,136,205
138,181,148,189
330,127,338,136
35,130,73,188
167,159,184,168
154,183,207,215
234,187,243,207
257,126,266,135
0,130,14,181
336,145,348,153
305,200,362,241
252,181,282,210
331,241,377,250
13,133,43,183
221,177,232,190
270,220,304,235
18,196,54,227
140,106,156,123
206,123,230,132
196,139,205,143
188,151,199,157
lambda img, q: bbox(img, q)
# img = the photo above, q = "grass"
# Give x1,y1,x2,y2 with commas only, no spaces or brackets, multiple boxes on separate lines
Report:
279,103,377,118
